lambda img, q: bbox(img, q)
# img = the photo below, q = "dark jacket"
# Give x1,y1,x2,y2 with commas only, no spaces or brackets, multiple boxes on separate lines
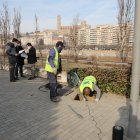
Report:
16,46,25,65
57,54,62,74
6,42,17,64
27,46,37,64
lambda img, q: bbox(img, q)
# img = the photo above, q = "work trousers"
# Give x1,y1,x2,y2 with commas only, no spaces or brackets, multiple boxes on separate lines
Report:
15,64,23,77
31,64,35,77
9,63,16,81
47,71,57,99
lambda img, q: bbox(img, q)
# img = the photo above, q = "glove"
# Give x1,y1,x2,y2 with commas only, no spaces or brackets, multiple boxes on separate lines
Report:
83,98,86,102
53,67,57,75
94,98,99,102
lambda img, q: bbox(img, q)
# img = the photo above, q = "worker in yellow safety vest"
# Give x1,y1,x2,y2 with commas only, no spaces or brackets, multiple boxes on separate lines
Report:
45,41,65,102
80,76,101,102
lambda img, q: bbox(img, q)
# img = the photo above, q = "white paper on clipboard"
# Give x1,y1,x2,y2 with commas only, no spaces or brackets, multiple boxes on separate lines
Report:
19,50,24,54
21,53,28,58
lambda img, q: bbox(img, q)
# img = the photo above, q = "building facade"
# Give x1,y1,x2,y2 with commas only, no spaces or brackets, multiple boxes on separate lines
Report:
20,15,91,46
44,32,54,45
79,24,134,47
19,15,134,47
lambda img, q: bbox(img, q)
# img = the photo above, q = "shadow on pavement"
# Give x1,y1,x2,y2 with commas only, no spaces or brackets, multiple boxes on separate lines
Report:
115,97,140,140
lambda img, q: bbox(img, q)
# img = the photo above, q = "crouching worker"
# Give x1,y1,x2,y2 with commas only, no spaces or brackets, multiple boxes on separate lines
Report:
45,41,64,102
80,76,101,102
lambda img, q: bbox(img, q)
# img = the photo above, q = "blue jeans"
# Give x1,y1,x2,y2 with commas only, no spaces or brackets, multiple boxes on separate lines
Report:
15,64,23,77
47,71,57,99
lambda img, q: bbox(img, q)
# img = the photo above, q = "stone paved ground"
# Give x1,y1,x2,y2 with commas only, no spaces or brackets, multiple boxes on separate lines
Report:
0,70,140,140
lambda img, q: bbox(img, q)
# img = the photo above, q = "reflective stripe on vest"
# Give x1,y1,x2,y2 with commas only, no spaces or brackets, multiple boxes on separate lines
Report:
45,47,59,73
46,63,58,67
53,59,58,61
80,76,97,94
83,76,97,84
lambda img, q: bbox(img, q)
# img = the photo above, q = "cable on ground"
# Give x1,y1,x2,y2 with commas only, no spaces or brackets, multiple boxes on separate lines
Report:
38,85,48,92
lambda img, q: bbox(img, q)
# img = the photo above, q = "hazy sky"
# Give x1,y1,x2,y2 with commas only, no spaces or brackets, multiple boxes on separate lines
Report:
0,0,118,33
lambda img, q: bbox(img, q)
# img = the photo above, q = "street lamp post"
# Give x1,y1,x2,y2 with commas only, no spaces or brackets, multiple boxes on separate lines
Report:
127,0,140,138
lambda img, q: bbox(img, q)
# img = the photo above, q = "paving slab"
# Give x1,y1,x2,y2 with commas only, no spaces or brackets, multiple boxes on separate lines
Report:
0,70,140,140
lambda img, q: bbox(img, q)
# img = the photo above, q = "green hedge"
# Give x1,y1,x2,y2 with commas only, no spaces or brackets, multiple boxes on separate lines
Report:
76,67,131,96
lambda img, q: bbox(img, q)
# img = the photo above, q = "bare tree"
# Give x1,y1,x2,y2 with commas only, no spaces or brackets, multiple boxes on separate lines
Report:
35,14,38,46
116,0,134,62
34,14,43,67
0,16,2,67
0,2,11,67
70,13,81,67
12,8,21,39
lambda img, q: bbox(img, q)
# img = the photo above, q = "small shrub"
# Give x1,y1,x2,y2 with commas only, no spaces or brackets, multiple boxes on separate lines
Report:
76,67,131,96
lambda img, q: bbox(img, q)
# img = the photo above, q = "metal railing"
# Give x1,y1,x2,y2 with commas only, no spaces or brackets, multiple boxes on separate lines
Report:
61,59,132,73
0,56,132,73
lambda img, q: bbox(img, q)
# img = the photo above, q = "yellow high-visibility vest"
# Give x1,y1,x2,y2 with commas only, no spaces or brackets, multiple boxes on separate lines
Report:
45,47,59,73
80,76,97,94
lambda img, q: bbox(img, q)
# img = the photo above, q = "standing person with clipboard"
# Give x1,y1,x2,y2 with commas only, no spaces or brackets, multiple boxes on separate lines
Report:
15,41,26,79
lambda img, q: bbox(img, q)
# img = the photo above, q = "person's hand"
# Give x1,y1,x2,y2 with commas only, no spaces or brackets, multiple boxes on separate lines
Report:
53,67,57,75
94,98,99,102
43,71,47,75
83,98,86,102
15,54,18,56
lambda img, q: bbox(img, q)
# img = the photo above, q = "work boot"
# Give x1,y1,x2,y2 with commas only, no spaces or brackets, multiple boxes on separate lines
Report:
15,77,19,80
21,75,26,78
28,77,34,80
51,97,59,102
10,80,16,82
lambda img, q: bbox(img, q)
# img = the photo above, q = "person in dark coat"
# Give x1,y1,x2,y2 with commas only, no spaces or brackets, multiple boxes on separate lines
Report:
26,43,37,80
6,38,18,82
15,41,26,79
